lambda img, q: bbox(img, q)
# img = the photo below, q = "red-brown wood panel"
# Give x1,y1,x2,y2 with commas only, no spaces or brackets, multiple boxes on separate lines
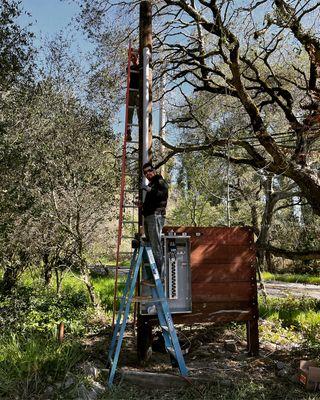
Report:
174,301,255,324
191,244,255,265
192,282,256,302
191,263,255,282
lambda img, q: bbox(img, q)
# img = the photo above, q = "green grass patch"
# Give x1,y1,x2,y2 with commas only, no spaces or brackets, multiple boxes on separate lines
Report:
261,272,320,285
259,296,320,345
0,334,84,399
92,275,125,310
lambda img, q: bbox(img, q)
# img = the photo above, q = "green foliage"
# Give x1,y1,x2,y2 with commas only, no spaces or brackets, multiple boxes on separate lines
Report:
0,334,83,398
0,284,92,336
92,275,124,311
262,272,320,285
0,0,34,91
259,296,320,345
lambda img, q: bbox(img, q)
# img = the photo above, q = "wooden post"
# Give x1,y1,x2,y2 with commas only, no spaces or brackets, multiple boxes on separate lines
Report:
138,0,152,231
137,1,153,362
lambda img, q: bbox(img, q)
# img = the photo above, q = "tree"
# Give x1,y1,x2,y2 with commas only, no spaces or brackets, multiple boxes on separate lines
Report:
149,0,320,216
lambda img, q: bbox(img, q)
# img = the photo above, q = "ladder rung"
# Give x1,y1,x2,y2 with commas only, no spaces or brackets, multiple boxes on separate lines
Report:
128,106,139,109
122,205,138,209
123,221,137,224
141,280,155,287
129,88,139,92
122,236,135,239
127,123,139,127
132,296,153,302
126,140,139,144
126,156,139,160
130,70,139,74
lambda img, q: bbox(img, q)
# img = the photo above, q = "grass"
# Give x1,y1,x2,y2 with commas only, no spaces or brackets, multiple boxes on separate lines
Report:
0,334,84,399
261,272,320,285
1,268,320,399
259,296,320,345
102,380,320,400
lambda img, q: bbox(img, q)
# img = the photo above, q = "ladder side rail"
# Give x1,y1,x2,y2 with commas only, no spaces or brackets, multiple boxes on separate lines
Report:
145,246,188,377
151,287,173,350
108,246,144,387
108,248,138,363
112,43,134,326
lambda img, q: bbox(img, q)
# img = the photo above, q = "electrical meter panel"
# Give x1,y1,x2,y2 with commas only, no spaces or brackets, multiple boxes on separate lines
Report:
140,234,192,315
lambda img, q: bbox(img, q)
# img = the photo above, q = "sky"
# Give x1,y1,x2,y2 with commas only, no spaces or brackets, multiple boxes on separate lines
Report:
19,0,90,51
17,1,167,138
21,0,77,34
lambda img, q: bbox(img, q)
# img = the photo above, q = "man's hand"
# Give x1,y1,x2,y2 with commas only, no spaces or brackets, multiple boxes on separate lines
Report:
135,200,143,208
141,184,151,192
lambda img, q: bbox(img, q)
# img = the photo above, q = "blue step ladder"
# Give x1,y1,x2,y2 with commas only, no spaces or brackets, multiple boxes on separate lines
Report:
107,243,188,387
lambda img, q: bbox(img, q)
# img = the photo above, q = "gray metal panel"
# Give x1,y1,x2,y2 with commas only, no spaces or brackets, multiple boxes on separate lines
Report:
140,235,192,315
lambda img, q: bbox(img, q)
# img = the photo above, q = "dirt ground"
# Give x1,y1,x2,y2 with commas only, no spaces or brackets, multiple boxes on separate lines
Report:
83,322,320,400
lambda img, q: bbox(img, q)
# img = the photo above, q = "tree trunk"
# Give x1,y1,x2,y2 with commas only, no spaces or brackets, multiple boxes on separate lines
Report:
256,177,274,272
43,252,52,286
1,265,19,294
80,261,98,307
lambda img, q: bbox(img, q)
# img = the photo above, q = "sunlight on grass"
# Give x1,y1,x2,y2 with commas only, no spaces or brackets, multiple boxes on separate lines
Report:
0,334,83,398
261,272,320,285
259,295,320,344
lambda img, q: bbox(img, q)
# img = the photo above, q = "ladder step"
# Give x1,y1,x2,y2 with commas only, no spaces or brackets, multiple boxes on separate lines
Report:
127,123,139,127
122,236,135,239
129,88,139,92
132,296,153,302
128,105,139,109
122,205,138,209
126,157,138,161
108,245,188,387
141,280,155,287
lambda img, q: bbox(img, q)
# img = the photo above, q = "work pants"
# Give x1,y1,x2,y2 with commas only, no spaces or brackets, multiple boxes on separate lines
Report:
128,91,139,126
143,213,165,277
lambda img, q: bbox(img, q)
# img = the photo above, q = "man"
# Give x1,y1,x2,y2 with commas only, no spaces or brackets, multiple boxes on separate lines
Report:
126,52,139,142
141,162,168,276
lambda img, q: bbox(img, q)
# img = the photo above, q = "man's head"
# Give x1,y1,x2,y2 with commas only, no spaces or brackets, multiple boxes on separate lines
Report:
143,162,156,180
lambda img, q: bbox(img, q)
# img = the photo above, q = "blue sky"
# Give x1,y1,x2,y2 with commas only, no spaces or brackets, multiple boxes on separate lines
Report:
20,0,90,50
21,0,76,32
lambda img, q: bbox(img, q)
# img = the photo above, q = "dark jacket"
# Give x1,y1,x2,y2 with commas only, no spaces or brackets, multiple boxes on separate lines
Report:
130,64,139,90
142,174,168,217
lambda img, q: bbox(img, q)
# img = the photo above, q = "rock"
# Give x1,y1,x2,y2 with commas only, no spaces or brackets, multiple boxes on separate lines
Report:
64,376,75,389
43,386,54,396
263,343,277,353
87,389,98,400
220,379,233,387
54,382,63,389
277,368,290,378
78,383,90,399
276,361,286,370
91,381,105,395
224,340,237,352
81,362,100,379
